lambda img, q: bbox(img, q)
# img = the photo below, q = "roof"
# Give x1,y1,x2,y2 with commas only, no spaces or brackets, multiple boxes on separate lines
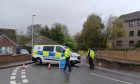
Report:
119,11,140,21
0,28,16,43
26,36,59,46
0,35,17,46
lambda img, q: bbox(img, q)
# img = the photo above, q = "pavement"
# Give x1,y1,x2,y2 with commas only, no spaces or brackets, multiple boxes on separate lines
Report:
0,60,33,69
1,57,140,84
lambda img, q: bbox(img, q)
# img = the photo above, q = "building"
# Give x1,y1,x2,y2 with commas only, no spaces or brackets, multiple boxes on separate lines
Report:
27,24,42,37
0,28,16,43
114,11,140,48
0,28,17,54
0,35,17,54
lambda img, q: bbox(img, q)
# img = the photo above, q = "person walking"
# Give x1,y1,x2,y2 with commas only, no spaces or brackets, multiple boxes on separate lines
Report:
88,49,95,70
64,47,71,72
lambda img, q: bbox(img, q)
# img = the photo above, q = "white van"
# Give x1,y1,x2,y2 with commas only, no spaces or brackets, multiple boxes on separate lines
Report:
32,45,81,65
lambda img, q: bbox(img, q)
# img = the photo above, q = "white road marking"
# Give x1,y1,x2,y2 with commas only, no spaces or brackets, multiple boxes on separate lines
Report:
15,67,19,70
10,66,29,84
22,79,28,83
10,80,16,84
18,66,21,68
13,70,17,72
26,65,30,67
21,72,26,75
90,73,133,84
21,75,26,79
22,70,25,72
12,73,17,76
11,76,16,80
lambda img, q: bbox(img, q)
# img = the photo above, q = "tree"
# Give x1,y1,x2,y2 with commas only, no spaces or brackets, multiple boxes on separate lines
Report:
39,25,50,38
39,23,77,49
49,23,65,44
64,35,77,50
81,14,104,49
105,15,127,48
17,35,30,46
135,40,140,48
74,32,86,50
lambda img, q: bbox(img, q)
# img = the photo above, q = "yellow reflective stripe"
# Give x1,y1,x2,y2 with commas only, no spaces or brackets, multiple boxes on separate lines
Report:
43,51,49,56
33,50,37,55
55,52,62,58
90,50,94,59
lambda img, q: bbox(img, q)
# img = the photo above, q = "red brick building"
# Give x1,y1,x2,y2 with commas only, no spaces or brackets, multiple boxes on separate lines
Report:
0,35,17,54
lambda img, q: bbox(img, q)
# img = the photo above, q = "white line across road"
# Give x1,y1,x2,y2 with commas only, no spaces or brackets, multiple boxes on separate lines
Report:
10,80,16,84
11,76,16,80
21,75,26,79
13,70,17,73
90,73,134,84
22,70,26,72
21,72,26,75
22,79,28,83
12,73,16,76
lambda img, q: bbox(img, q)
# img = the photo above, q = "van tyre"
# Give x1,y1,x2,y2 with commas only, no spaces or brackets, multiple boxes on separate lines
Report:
35,58,42,65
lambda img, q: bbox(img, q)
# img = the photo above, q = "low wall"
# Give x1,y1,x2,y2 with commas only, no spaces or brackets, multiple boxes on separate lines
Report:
0,54,31,63
95,57,140,72
96,49,140,62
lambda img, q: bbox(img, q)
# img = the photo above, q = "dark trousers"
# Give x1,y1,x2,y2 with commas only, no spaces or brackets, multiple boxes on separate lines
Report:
64,57,71,71
89,57,94,69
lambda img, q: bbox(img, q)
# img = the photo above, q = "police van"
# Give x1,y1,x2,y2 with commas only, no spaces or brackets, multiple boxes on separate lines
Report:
32,45,81,65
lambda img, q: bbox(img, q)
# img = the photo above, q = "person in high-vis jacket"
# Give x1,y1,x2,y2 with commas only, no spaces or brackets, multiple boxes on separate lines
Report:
88,49,95,70
64,47,71,72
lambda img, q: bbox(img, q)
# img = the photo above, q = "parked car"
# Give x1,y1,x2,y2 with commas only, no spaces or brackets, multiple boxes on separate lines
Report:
16,46,29,54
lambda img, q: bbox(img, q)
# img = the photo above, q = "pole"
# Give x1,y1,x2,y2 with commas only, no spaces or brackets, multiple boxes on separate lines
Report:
32,15,36,50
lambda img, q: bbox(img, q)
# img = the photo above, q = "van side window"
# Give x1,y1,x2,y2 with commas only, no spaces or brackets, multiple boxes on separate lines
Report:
56,46,64,52
43,46,54,52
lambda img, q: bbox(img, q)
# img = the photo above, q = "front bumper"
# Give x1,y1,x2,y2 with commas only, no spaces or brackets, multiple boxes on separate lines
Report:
32,57,36,61
70,60,81,64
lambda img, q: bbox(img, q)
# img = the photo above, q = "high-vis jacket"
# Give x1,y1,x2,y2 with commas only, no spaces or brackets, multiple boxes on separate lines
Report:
64,48,71,58
90,50,95,59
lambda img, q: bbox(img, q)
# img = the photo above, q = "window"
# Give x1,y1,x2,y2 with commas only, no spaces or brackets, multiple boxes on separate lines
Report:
129,20,134,27
129,41,134,46
138,30,140,36
0,46,12,54
43,46,54,52
129,31,134,37
138,20,140,26
56,46,64,52
116,41,123,46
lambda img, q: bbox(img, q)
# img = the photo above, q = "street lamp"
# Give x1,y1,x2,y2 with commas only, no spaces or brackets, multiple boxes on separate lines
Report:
32,15,36,49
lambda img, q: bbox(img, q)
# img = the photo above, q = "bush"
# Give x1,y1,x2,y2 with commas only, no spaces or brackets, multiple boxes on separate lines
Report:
135,40,140,48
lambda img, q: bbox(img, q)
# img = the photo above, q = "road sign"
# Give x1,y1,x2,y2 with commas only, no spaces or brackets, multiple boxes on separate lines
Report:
59,59,66,68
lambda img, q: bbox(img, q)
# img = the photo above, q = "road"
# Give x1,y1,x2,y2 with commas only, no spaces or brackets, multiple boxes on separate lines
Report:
1,61,140,84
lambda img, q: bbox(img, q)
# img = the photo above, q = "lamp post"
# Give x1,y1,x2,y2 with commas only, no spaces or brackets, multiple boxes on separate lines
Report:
32,15,36,49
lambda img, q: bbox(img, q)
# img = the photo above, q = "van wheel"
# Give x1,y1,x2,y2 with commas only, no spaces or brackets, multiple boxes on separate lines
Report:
35,58,42,65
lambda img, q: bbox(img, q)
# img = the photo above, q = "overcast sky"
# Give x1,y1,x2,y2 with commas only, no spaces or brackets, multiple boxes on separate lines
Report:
1,0,140,35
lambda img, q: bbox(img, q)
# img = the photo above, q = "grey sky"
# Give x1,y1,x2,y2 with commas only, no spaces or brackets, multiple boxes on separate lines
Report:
0,0,140,35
